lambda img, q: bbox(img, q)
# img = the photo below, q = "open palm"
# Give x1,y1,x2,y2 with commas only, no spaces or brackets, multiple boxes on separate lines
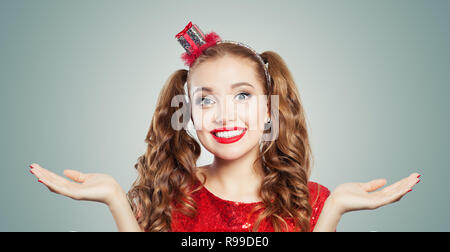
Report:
330,172,421,215
29,163,122,206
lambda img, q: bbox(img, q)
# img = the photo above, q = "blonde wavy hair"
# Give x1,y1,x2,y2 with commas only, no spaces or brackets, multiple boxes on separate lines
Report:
127,43,314,232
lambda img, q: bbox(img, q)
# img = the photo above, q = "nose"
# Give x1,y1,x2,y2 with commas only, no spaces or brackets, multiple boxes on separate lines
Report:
214,96,238,126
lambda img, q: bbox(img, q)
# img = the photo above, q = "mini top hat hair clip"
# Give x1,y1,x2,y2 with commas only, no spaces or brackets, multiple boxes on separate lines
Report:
175,21,271,86
175,21,222,68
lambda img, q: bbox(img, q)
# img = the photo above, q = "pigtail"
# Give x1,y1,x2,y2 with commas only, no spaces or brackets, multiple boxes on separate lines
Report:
251,51,313,232
127,69,201,232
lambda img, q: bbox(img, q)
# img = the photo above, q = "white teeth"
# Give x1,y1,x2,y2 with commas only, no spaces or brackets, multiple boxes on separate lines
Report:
215,130,244,138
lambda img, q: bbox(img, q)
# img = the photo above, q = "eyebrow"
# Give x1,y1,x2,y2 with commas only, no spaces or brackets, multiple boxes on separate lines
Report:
192,82,254,95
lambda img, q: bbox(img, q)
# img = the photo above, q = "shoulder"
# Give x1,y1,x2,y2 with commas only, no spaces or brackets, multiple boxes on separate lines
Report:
307,181,331,207
308,181,330,195
307,181,331,231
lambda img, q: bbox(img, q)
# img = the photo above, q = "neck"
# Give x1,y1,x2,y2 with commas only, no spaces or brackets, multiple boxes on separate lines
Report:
207,145,265,200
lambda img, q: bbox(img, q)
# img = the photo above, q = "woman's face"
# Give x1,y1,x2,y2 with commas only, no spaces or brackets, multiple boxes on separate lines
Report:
188,55,269,160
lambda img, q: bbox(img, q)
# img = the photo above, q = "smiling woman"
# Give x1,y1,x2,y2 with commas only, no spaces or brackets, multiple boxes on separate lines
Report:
125,32,324,231
28,21,421,233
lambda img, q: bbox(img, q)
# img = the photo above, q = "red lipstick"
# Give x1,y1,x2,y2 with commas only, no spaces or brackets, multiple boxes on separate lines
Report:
210,127,247,144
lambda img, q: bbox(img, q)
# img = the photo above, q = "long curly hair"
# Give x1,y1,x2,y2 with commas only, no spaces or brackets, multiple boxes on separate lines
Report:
127,42,314,232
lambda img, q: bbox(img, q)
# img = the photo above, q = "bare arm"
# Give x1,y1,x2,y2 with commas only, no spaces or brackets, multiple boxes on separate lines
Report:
108,186,143,232
312,196,342,232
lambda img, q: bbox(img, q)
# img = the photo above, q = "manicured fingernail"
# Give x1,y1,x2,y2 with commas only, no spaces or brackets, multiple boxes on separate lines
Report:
416,179,421,184
407,189,412,193
29,170,34,175
30,165,34,169
38,179,43,183
417,175,421,179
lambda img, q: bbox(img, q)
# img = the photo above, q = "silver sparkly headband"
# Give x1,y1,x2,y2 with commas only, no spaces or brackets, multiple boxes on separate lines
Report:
176,22,272,87
218,40,272,88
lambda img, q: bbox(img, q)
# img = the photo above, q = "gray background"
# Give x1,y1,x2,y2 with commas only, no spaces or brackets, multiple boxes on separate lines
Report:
1,0,448,231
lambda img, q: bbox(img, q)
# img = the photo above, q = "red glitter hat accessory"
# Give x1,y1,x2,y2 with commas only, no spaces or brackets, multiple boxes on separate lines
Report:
175,21,222,67
175,21,271,86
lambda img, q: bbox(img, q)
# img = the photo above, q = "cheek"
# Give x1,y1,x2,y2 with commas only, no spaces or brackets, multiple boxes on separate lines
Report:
191,106,215,130
239,97,267,133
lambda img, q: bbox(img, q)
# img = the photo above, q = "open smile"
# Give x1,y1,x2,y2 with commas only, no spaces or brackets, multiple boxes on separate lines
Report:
210,127,247,144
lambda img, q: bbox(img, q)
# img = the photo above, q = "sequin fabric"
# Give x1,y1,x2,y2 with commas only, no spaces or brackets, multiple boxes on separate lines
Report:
170,181,330,232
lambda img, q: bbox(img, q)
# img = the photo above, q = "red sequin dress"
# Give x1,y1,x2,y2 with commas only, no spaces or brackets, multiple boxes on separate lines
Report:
170,181,331,232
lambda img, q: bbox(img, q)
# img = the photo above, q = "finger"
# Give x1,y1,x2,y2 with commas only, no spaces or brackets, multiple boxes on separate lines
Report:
30,163,53,180
38,174,81,199
37,176,58,193
374,186,410,207
36,166,73,189
29,164,50,183
30,168,59,193
30,164,79,198
407,172,421,189
361,178,387,192
34,165,62,181
372,172,421,207
382,172,420,195
64,169,88,183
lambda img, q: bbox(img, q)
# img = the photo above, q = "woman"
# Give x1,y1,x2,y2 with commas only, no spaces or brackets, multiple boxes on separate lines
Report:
28,22,420,232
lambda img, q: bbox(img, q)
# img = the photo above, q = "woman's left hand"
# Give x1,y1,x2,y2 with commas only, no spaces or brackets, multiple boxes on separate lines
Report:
329,172,421,215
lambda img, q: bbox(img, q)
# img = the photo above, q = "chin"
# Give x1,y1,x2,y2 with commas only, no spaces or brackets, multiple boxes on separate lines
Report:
208,140,260,161
211,148,250,160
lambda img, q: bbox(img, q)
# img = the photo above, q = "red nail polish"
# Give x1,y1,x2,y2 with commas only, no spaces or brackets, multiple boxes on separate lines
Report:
417,175,421,179
38,179,43,183
416,179,421,184
30,165,34,169
30,170,34,175
407,189,412,193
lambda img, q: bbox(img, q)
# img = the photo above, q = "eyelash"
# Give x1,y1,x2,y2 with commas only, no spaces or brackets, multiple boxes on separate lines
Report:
195,92,252,106
236,92,251,101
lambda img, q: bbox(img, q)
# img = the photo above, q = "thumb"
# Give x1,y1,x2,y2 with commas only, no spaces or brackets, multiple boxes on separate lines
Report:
361,178,387,192
64,169,87,183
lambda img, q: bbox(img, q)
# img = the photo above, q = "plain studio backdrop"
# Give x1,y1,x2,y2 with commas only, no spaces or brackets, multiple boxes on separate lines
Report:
1,0,449,231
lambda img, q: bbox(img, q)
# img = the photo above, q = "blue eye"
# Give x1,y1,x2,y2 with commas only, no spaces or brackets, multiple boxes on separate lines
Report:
195,96,215,106
235,92,251,101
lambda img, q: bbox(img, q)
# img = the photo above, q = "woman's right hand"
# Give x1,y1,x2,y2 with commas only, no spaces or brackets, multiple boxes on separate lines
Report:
29,163,123,206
